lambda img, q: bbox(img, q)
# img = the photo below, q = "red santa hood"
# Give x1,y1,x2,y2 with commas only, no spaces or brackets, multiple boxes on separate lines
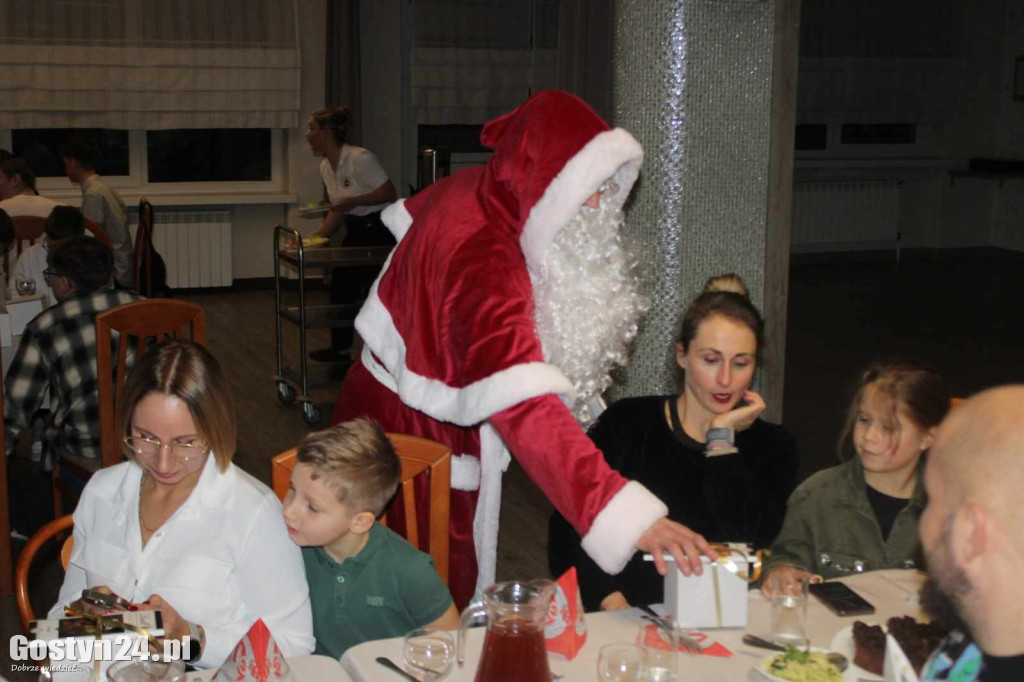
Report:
356,91,643,427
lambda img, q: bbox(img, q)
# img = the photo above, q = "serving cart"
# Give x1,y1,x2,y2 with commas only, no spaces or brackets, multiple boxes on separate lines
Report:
273,225,391,424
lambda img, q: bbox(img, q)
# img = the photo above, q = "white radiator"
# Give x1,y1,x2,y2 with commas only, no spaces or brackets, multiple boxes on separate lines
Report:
791,181,901,253
130,210,233,288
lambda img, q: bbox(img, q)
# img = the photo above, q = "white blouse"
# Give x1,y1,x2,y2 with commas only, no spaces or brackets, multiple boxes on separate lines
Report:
50,455,315,668
318,144,390,217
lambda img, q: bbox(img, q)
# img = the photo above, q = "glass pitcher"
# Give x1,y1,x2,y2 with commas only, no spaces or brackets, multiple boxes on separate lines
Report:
458,580,554,682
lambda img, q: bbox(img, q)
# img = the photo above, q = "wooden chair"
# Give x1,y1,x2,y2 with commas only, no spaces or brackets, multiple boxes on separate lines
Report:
50,300,206,518
0,368,12,596
271,433,452,584
135,199,155,297
83,217,113,249
15,514,74,633
6,215,46,278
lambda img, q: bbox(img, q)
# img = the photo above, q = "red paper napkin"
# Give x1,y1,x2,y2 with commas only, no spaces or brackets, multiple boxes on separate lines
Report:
545,567,588,660
211,619,296,682
640,623,733,657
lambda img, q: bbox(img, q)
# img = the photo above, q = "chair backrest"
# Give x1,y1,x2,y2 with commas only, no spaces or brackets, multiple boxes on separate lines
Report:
84,217,112,249
271,433,452,584
0,372,12,596
16,514,74,633
95,300,206,468
6,215,46,279
135,199,154,297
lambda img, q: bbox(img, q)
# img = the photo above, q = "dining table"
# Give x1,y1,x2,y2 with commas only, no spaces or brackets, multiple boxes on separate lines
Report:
341,569,928,681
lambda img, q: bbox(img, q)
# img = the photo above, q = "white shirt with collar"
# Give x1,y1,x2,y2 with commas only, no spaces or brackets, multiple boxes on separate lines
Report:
50,454,315,668
318,144,390,217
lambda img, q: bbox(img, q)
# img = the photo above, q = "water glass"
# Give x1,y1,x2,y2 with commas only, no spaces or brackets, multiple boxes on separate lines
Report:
106,659,185,682
597,643,646,682
770,571,809,647
38,663,93,681
403,627,454,681
15,277,37,296
636,622,678,681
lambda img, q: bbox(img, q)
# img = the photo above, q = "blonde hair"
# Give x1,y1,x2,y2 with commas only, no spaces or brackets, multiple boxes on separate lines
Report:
297,419,401,516
117,340,237,471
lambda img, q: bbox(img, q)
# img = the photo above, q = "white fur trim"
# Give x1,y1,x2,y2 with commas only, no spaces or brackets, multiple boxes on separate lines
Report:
472,423,512,598
580,481,668,575
381,199,413,242
450,454,481,492
356,279,575,428
520,128,643,276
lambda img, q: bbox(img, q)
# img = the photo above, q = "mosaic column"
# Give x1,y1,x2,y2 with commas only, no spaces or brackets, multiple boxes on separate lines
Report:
610,0,798,422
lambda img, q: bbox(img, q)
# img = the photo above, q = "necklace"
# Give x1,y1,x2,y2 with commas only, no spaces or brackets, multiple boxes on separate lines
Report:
138,472,157,535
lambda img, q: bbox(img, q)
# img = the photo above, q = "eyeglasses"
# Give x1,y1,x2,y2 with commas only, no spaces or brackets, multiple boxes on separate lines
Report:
42,269,66,281
123,436,209,462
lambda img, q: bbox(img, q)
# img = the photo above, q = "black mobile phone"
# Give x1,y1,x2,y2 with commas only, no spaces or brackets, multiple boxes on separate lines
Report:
809,581,876,617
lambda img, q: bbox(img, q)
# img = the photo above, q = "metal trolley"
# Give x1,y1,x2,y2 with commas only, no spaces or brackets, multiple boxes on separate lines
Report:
273,225,391,424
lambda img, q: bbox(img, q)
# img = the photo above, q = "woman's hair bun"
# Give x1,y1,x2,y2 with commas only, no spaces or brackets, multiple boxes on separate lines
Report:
703,273,748,298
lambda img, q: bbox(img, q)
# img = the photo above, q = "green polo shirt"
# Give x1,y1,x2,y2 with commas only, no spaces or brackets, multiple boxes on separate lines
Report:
302,522,453,658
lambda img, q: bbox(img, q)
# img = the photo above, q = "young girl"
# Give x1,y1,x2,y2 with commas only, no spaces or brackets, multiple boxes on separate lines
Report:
762,360,951,593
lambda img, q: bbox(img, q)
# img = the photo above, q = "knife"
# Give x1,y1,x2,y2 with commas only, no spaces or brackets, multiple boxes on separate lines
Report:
376,656,421,682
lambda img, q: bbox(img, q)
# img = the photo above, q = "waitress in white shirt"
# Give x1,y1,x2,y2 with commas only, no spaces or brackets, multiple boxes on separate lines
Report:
51,340,314,668
305,106,398,363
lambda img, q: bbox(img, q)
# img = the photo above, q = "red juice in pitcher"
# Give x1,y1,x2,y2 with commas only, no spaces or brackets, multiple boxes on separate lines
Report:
473,618,550,682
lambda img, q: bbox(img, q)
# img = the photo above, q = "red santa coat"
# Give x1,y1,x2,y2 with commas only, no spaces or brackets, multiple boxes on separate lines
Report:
332,91,668,606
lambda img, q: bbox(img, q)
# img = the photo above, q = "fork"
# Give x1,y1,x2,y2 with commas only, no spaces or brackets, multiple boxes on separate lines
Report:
637,605,702,655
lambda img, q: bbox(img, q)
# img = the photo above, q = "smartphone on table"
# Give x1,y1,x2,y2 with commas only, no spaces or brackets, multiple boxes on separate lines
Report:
809,581,875,617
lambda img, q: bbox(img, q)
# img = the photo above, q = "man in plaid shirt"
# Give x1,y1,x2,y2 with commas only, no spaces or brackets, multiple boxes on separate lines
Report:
3,235,140,464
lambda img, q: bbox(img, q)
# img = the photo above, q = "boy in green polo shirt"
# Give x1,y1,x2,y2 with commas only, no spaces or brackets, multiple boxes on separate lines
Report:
282,419,459,658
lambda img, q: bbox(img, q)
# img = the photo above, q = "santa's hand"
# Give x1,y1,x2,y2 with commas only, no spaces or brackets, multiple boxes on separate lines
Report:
636,518,717,577
709,390,766,433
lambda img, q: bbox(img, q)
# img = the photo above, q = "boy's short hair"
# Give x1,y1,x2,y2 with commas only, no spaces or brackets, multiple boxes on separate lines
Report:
0,158,35,190
47,235,113,294
297,419,401,516
45,206,86,241
61,138,98,171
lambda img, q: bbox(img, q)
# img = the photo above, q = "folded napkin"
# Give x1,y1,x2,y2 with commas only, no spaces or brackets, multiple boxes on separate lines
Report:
640,624,733,657
545,567,587,660
211,619,296,682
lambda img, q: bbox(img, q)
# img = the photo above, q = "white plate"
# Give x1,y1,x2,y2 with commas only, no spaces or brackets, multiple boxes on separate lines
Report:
830,624,883,681
297,205,330,217
755,648,855,682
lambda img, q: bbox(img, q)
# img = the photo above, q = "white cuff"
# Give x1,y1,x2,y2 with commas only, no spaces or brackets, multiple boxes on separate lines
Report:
580,481,668,575
450,454,481,491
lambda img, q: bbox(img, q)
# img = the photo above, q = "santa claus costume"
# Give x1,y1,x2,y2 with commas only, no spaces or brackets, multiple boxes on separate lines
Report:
332,90,669,608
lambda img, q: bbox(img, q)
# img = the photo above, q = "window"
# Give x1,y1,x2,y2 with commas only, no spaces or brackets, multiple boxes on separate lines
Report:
146,130,272,183
11,129,130,178
794,124,828,151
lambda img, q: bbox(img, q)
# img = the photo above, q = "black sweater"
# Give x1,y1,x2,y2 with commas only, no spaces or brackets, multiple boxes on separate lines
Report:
547,395,799,611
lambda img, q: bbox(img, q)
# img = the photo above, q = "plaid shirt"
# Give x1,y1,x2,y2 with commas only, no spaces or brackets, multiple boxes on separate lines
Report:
3,288,141,459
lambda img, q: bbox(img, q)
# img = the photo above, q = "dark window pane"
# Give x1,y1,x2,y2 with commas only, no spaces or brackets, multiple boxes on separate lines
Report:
11,129,130,177
840,124,916,145
147,129,271,182
795,124,828,150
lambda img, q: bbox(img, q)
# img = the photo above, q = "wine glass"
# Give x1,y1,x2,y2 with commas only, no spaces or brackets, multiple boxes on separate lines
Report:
403,627,454,681
106,659,186,682
15,277,37,297
597,643,646,682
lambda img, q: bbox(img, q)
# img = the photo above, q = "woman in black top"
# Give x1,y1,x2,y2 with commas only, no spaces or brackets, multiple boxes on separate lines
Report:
548,274,799,611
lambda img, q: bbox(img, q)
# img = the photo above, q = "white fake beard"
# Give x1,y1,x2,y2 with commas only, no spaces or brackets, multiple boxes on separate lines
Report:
532,197,647,428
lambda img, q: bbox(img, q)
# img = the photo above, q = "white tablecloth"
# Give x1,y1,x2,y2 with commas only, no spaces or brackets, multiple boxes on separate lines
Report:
341,570,926,681
188,654,351,681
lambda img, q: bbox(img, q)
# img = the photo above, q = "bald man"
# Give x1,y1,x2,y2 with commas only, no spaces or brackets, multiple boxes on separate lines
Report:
917,386,1024,681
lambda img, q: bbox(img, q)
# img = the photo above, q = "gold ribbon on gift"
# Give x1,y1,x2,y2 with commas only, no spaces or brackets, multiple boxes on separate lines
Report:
707,544,764,628
63,607,164,677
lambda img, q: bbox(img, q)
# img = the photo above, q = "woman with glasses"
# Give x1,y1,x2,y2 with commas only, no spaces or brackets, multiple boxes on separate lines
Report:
50,340,315,668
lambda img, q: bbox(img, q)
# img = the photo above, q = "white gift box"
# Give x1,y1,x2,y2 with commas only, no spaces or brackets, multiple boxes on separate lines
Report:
29,610,165,681
648,544,757,629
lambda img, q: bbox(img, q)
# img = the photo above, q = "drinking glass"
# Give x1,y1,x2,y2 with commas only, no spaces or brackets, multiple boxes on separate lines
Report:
106,659,186,682
15,278,37,296
38,663,93,681
403,627,454,681
636,621,678,681
770,571,809,647
597,643,646,682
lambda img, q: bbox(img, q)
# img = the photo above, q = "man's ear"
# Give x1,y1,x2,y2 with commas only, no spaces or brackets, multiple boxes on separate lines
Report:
951,502,990,573
920,426,938,451
350,510,376,534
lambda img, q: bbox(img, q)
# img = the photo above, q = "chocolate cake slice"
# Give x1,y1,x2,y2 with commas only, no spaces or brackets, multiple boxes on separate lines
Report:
852,620,886,675
887,616,946,674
